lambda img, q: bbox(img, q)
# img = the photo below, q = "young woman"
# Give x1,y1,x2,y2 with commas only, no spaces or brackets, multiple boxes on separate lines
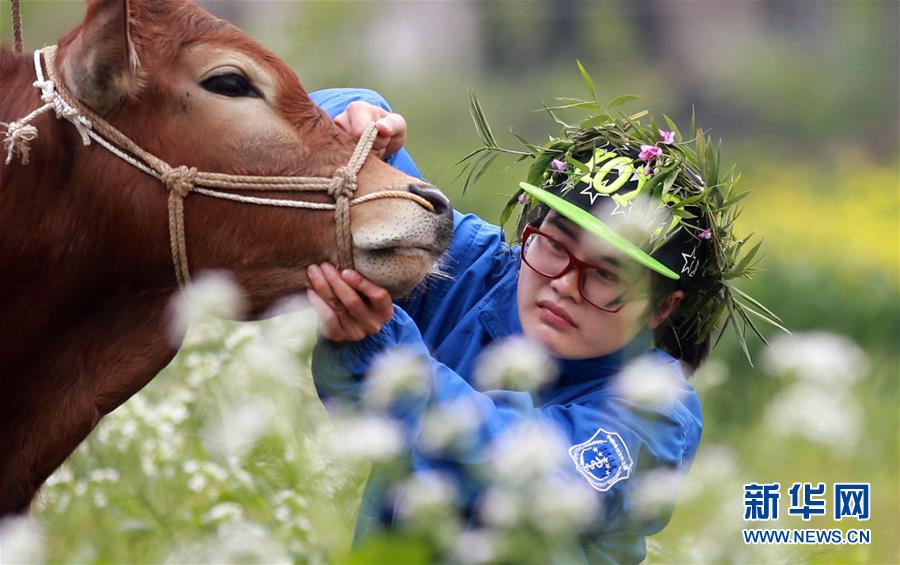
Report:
305,88,765,562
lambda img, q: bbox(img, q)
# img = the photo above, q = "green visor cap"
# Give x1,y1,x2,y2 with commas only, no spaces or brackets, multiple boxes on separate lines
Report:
518,181,680,280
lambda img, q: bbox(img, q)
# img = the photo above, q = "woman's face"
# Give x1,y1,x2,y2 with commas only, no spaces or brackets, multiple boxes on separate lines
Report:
517,213,679,359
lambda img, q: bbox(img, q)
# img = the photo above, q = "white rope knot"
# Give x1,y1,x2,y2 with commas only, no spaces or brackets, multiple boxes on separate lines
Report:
162,166,198,198
34,78,92,146
327,165,357,200
2,120,38,164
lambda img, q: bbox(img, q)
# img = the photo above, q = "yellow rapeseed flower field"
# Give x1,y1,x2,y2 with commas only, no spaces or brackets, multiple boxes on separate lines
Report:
739,153,899,284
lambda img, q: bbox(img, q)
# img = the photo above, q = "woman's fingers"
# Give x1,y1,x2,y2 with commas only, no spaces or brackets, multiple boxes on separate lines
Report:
306,288,344,340
376,114,406,158
307,264,341,310
307,262,393,340
341,269,394,321
334,101,406,159
320,263,383,332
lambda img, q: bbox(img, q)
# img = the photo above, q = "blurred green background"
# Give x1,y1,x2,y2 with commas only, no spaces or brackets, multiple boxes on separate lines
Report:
4,1,898,562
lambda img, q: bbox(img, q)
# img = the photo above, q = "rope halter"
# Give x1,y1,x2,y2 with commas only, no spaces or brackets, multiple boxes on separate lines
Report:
3,45,434,288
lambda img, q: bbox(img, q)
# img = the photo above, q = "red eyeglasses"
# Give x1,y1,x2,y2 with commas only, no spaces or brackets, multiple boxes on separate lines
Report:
521,225,641,313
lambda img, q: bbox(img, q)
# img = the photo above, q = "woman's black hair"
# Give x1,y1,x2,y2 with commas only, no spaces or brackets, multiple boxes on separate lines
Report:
647,272,711,376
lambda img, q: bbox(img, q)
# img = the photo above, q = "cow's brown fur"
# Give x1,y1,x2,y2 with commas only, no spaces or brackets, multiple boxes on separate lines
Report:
0,0,446,515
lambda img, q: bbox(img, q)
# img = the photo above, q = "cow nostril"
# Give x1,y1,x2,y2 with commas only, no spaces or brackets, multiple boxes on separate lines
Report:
408,184,452,217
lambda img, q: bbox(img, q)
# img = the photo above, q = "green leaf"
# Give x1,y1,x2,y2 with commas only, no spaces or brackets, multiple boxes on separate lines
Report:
349,534,435,565
735,301,770,346
541,103,575,129
641,166,676,197
455,146,489,166
608,94,640,108
511,132,540,156
733,240,763,274
671,208,697,219
726,300,754,367
626,110,650,122
468,91,497,148
469,153,498,192
662,169,679,195
663,114,682,143
735,298,790,334
460,151,498,194
577,59,597,101
542,100,599,111
581,114,611,129
727,283,785,322
499,191,523,229
721,190,751,209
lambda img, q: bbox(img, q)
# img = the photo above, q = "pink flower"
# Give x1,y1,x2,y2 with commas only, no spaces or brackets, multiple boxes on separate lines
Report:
639,144,662,162
517,193,526,205
643,164,653,176
550,159,567,171
699,228,712,240
659,129,675,145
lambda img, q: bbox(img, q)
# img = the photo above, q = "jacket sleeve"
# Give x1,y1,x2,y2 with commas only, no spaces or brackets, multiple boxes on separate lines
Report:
309,87,422,179
311,307,700,555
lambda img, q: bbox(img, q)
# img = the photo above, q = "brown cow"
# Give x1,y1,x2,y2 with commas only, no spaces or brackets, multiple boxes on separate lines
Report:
0,0,453,515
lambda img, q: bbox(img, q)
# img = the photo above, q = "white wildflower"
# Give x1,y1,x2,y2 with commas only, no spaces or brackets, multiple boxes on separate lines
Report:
764,382,863,451
223,324,261,351
764,331,869,386
487,420,569,483
92,492,108,509
630,468,686,519
120,419,138,440
453,529,497,564
187,474,208,493
45,465,73,487
271,490,308,512
88,468,120,483
243,341,303,385
418,397,483,454
680,444,738,499
140,455,158,477
614,356,685,411
694,358,728,390
323,414,405,463
528,476,599,533
294,516,311,532
0,517,45,564
208,521,290,564
168,270,246,344
204,395,275,460
394,471,457,523
203,502,244,525
202,462,228,483
363,347,430,409
263,296,320,353
274,505,292,524
474,336,557,392
478,487,523,528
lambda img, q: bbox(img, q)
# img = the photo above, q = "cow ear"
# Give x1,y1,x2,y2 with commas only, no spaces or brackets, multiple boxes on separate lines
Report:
62,0,138,115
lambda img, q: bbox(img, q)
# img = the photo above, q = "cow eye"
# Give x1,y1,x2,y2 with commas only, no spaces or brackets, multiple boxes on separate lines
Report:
200,73,263,99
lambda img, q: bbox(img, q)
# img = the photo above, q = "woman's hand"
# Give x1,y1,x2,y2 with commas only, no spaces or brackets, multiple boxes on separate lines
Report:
334,101,407,160
306,263,394,342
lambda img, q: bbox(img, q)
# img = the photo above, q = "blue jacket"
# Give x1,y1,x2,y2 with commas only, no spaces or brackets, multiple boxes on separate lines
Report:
310,88,704,564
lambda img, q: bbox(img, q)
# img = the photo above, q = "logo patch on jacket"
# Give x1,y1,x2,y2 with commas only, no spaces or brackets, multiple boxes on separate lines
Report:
569,428,634,492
